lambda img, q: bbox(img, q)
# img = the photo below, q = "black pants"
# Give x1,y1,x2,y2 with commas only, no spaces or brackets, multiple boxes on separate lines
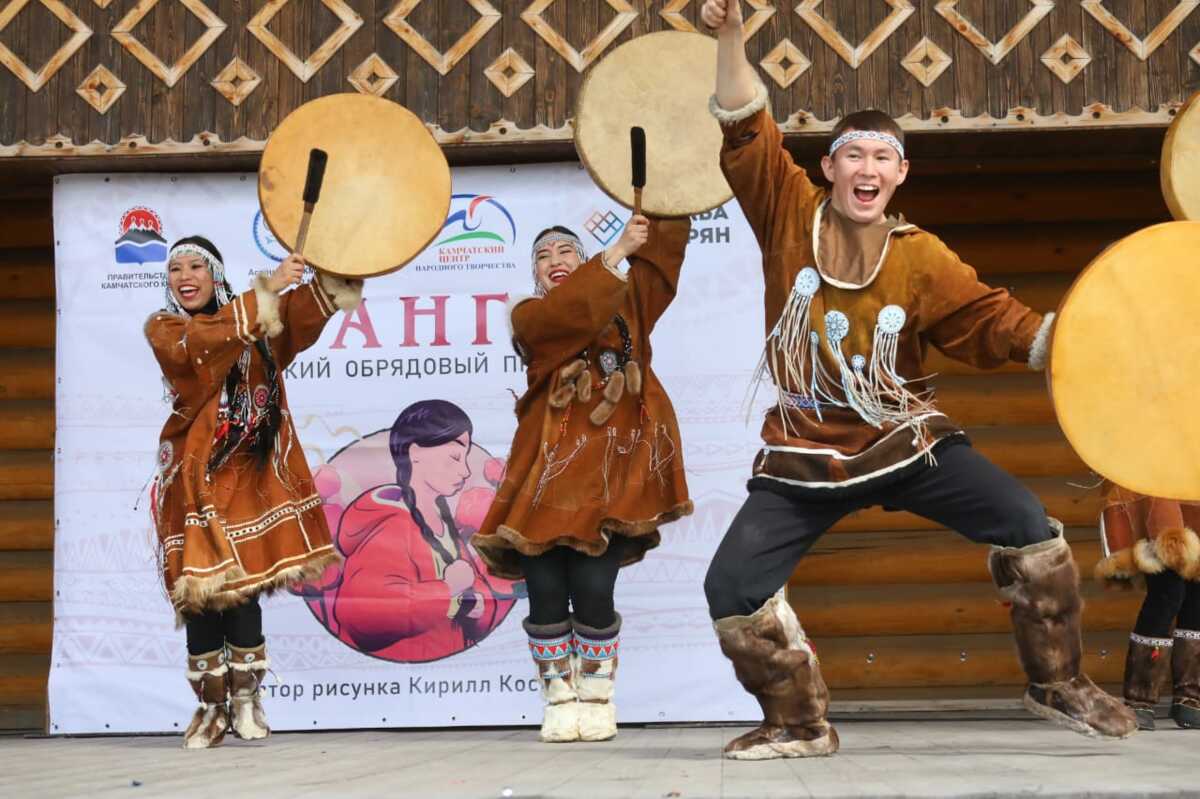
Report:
518,544,623,630
1134,570,1200,638
704,442,1053,619
184,596,264,655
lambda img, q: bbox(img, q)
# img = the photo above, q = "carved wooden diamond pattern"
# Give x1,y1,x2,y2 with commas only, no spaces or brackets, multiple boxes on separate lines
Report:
91,0,114,7
797,0,914,69
1041,34,1091,84
248,0,362,83
76,64,125,113
1081,0,1199,61
385,0,500,76
113,0,226,88
522,0,638,73
0,0,93,92
1192,41,1200,66
660,0,776,41
901,37,952,87
484,47,535,97
211,57,261,106
935,0,1053,66
760,39,810,88
347,53,399,96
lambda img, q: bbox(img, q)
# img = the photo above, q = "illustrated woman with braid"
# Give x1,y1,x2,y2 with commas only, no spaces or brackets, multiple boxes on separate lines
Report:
328,400,518,662
146,235,362,748
472,215,693,743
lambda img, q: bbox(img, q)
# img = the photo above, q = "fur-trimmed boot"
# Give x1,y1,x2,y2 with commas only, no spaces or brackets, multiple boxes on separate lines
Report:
1170,629,1200,729
183,648,229,749
989,526,1137,739
713,590,839,760
526,618,580,742
573,615,621,742
227,642,270,740
1123,634,1173,730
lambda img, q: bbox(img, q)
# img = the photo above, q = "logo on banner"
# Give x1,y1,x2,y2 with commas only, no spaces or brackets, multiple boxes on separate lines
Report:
252,210,288,263
584,209,625,246
412,193,518,273
114,207,167,265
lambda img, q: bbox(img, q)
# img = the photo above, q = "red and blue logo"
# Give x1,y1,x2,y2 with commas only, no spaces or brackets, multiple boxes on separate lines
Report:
435,194,516,247
115,206,167,264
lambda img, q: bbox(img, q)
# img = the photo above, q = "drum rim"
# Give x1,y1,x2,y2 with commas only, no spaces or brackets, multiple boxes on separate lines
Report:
258,92,451,278
1160,89,1200,222
574,30,731,218
1049,219,1200,499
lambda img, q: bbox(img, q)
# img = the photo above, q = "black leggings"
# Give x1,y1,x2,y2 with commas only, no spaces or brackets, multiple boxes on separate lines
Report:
705,442,1053,619
184,596,264,655
518,544,623,629
1134,570,1200,638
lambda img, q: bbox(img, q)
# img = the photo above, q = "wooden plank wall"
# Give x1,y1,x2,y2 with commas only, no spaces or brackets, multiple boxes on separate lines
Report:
3,0,1200,158
0,151,1169,730
0,177,54,731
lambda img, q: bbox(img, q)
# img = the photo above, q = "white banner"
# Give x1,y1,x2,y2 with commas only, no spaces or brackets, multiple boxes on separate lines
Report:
49,166,768,733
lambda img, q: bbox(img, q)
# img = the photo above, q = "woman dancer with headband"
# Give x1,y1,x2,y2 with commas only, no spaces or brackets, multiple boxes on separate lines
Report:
473,215,692,743
146,236,360,748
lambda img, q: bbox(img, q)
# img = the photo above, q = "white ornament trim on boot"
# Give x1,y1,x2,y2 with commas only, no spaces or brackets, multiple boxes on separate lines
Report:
1175,629,1200,641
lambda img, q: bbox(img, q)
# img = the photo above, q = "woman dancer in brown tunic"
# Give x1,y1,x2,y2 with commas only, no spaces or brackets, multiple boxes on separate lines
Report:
146,235,360,748
474,215,692,742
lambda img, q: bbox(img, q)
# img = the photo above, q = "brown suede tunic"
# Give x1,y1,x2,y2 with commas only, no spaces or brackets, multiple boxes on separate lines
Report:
474,219,693,579
719,101,1047,498
1097,483,1200,583
146,276,348,616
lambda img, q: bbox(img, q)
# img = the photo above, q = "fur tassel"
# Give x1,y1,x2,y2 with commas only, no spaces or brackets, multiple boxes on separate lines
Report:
590,399,617,426
708,80,769,124
1154,527,1200,578
603,370,626,404
548,382,576,409
559,359,587,382
575,370,592,403
1132,538,1167,574
624,361,642,396
316,273,363,312
252,274,283,338
1027,312,1055,371
1094,548,1140,584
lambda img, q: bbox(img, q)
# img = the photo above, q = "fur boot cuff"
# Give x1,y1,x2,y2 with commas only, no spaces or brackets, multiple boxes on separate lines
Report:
709,80,769,124
1027,312,1055,371
253,273,283,338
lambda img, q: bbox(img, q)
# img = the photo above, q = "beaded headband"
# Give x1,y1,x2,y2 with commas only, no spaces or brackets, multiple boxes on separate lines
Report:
530,231,587,296
165,242,232,311
828,129,905,160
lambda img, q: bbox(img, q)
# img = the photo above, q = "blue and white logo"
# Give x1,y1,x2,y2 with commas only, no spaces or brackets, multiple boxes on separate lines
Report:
252,210,288,263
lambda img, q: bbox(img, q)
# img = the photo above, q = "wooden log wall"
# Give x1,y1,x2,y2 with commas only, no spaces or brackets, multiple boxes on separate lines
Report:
2,1,1200,160
0,177,54,732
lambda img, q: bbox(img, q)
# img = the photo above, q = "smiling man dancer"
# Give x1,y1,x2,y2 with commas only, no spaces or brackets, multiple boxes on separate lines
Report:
698,0,1137,760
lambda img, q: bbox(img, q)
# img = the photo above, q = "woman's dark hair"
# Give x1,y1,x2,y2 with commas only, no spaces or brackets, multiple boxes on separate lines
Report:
179,233,281,471
388,400,473,569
